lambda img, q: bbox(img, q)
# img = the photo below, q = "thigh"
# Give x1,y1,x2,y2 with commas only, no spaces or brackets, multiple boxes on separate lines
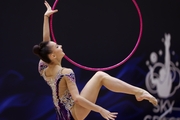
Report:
80,72,102,102
73,72,103,119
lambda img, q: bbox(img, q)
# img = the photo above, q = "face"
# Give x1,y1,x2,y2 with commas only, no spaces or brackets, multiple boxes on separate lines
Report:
48,41,65,62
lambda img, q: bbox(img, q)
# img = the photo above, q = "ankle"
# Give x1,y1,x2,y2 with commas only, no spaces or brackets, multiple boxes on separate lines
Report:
134,88,144,96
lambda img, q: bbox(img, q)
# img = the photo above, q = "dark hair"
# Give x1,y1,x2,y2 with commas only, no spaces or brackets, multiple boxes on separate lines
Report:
33,41,52,63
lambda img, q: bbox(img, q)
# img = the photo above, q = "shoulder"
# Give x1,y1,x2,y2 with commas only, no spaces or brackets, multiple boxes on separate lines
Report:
62,68,76,82
62,68,74,75
38,60,48,75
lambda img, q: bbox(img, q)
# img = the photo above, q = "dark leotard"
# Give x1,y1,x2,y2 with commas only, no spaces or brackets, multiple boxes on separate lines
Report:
38,61,75,120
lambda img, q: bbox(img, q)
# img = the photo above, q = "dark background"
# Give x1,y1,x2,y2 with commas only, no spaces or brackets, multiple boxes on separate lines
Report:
0,0,180,120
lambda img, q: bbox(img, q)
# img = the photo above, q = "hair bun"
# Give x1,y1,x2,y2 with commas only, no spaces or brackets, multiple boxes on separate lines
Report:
33,45,41,55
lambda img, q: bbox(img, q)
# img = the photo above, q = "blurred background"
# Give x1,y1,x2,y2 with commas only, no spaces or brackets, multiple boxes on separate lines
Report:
0,0,180,119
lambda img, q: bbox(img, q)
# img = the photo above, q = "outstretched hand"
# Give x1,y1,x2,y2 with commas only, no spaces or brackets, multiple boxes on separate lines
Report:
100,108,118,120
44,1,58,17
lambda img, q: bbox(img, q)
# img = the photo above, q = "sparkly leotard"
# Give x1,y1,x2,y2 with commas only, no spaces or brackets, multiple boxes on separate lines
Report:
38,61,75,120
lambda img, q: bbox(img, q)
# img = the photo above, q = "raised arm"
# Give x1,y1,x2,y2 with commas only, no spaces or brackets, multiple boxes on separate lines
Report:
43,1,58,42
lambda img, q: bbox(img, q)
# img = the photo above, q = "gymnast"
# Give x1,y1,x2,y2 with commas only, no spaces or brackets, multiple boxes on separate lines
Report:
33,1,157,120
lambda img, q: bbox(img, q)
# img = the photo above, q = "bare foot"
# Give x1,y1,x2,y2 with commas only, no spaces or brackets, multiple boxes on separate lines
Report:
135,89,158,106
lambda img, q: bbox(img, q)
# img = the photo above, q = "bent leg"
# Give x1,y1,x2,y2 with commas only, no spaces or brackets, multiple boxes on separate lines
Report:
73,71,104,120
73,71,157,120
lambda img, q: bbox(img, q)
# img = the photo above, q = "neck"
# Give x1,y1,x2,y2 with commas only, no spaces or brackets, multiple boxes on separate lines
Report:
48,60,62,68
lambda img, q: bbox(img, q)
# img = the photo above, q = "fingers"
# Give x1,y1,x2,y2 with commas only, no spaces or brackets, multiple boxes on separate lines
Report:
111,112,118,115
44,1,58,12
53,9,58,13
44,1,58,16
44,1,51,9
106,112,118,120
110,112,118,119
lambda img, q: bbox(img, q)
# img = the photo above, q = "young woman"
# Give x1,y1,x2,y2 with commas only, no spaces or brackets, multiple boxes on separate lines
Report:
33,1,157,120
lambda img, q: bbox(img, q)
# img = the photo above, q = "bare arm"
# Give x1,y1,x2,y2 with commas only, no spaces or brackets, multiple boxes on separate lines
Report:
43,1,58,42
64,69,117,120
43,16,50,41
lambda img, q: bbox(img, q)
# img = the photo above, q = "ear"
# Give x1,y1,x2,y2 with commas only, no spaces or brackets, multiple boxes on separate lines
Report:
49,53,56,60
52,54,56,58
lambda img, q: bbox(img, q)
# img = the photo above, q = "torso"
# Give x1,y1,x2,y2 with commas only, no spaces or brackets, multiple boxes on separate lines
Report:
38,61,75,120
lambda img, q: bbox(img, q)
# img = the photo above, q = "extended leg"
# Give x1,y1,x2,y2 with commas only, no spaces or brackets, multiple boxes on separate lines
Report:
98,71,157,105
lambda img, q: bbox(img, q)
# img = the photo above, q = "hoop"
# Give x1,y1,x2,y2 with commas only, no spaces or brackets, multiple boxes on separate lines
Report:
50,0,143,71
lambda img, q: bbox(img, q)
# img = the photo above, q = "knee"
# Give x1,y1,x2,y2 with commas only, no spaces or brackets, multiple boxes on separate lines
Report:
94,71,107,80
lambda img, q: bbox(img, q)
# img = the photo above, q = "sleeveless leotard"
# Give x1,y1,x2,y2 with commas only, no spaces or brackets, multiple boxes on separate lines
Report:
38,61,75,120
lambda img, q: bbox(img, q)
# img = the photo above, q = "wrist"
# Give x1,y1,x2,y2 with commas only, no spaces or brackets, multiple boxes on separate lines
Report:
44,14,49,18
97,106,104,113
